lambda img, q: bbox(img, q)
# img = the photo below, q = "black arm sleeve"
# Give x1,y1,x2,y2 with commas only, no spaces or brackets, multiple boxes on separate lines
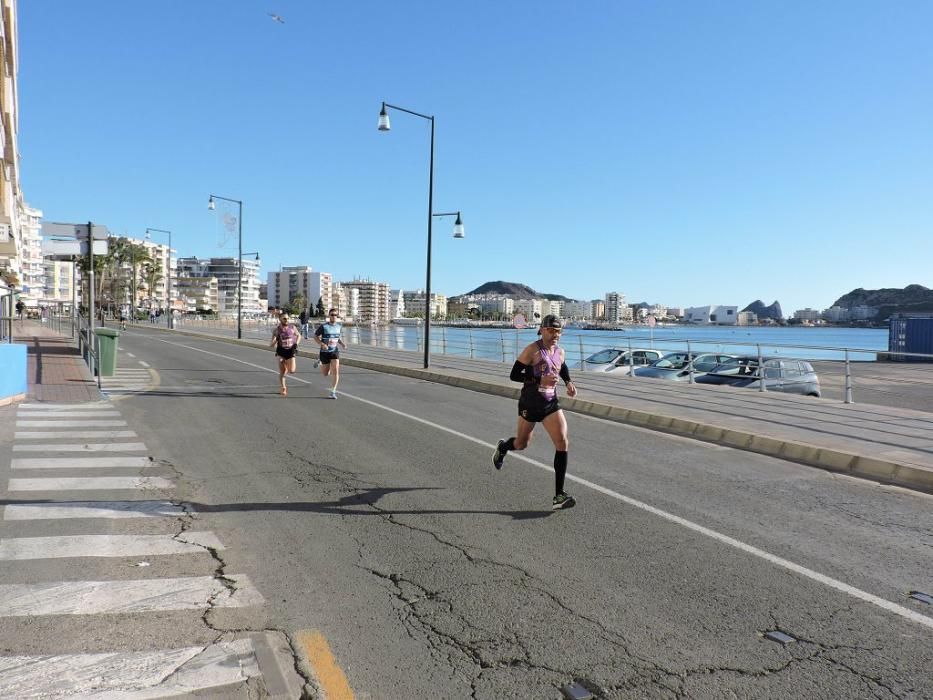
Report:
559,362,572,383
510,361,531,383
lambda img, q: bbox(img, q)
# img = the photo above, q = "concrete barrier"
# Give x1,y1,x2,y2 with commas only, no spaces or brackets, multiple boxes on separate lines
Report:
0,344,27,406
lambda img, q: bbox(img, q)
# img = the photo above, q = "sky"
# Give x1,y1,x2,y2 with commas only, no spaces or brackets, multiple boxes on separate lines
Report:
17,1,933,313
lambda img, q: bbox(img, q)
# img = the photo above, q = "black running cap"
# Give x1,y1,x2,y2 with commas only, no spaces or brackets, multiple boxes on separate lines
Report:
537,314,563,334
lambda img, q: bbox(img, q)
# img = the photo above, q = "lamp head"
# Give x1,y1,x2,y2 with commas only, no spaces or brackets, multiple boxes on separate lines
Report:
208,196,216,211
378,103,391,132
453,213,465,239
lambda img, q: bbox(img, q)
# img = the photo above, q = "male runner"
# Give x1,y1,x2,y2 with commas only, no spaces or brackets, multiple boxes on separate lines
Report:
314,308,348,398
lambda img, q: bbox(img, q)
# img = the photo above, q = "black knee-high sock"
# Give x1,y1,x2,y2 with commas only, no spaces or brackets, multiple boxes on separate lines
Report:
554,450,568,495
502,437,516,452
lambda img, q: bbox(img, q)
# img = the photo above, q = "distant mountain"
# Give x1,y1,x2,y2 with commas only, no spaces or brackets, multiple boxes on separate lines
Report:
742,299,784,320
462,281,570,301
833,285,933,320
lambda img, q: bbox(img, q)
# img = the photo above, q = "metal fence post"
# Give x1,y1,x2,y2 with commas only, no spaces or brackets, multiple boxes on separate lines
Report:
469,328,475,359
628,339,634,378
579,335,586,373
758,343,766,392
844,349,853,404
442,326,447,355
500,330,506,362
687,340,694,384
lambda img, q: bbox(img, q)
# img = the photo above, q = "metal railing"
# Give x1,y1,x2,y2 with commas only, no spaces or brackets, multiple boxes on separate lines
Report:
76,314,102,390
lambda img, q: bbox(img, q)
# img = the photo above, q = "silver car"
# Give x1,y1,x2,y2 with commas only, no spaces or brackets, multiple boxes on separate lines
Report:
581,347,663,374
694,356,822,397
633,352,736,380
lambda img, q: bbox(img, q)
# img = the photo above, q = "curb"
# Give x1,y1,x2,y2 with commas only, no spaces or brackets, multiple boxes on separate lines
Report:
133,325,933,495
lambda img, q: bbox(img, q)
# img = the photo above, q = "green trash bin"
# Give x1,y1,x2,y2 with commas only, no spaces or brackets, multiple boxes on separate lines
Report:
93,327,120,376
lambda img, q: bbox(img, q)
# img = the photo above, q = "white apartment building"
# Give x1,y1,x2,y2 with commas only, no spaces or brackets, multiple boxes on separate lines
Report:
331,283,358,320
310,271,333,315
42,260,75,306
177,256,262,317
340,279,390,323
737,311,757,326
563,300,591,319
514,299,544,322
19,204,43,306
267,266,313,310
402,290,448,319
794,308,821,322
685,305,738,325
821,306,848,322
0,0,22,295
390,289,406,318
175,276,219,314
604,292,629,325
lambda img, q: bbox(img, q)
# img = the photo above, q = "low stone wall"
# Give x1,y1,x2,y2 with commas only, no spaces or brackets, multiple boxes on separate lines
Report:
0,344,27,405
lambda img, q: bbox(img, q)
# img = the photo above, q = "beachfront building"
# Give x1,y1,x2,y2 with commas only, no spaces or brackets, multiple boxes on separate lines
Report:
402,290,448,319
822,306,848,322
604,292,632,324
310,271,333,315
514,299,544,323
267,266,313,310
737,311,757,326
175,276,220,314
685,305,738,325
340,278,391,323
563,300,591,320
178,256,262,317
0,0,23,294
18,204,43,307
591,300,605,320
794,308,821,323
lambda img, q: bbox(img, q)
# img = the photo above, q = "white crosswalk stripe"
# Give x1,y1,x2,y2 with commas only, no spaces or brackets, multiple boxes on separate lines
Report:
0,400,282,696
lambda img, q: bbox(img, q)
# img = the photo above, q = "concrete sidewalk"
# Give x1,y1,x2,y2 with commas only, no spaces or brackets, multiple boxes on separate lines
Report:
143,324,933,495
12,320,102,403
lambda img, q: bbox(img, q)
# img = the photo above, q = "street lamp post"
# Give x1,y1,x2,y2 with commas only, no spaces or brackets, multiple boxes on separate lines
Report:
208,194,244,339
379,102,464,368
145,228,173,329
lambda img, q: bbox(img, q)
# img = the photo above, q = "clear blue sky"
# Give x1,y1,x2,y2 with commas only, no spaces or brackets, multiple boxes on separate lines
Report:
18,1,933,313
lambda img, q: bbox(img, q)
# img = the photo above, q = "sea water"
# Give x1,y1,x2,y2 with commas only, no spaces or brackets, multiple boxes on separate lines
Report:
344,325,888,363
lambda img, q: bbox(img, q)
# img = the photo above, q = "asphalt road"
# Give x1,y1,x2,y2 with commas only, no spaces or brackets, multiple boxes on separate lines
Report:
4,326,932,699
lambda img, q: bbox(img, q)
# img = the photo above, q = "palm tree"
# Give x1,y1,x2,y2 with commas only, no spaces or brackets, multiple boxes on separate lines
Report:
128,243,152,314
143,259,164,310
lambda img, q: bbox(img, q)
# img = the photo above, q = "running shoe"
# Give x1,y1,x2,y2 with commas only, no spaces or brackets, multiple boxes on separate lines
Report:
329,390,337,399
492,440,506,470
552,492,576,510
313,360,320,369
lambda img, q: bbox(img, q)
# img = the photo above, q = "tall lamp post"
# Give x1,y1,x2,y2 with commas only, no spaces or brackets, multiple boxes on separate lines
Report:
379,102,464,368
145,228,173,329
208,194,244,339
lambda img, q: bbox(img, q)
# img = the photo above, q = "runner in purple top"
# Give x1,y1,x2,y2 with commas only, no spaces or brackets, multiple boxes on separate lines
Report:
270,312,300,396
491,314,579,509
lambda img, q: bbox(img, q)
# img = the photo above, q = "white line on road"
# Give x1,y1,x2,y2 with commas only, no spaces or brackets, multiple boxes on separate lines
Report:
8,476,173,491
16,419,128,427
11,456,151,469
14,430,139,439
0,574,263,616
13,443,148,453
14,411,122,418
0,531,223,560
153,336,933,631
2,500,187,520
139,360,150,367
17,403,113,410
126,352,136,357
0,639,260,698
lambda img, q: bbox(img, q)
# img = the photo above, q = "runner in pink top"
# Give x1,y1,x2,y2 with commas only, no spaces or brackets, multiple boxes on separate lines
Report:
491,314,579,509
270,312,300,396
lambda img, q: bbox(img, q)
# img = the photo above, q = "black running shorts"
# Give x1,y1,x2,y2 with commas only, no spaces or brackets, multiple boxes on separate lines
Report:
319,349,340,365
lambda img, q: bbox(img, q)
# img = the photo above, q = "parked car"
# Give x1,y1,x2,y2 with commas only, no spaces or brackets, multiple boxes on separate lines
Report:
581,347,663,374
633,352,737,380
693,356,821,397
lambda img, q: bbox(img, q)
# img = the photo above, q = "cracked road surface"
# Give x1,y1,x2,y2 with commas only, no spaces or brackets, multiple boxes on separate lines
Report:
4,327,930,699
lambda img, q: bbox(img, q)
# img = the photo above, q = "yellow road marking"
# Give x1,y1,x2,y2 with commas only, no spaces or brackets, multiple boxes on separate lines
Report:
296,630,354,699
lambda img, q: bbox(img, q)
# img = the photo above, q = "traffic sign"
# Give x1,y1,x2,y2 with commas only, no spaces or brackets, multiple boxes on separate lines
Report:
41,222,109,240
41,238,108,258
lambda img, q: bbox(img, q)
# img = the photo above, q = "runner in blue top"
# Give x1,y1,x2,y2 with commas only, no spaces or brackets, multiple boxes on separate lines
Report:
314,308,348,399
491,314,579,509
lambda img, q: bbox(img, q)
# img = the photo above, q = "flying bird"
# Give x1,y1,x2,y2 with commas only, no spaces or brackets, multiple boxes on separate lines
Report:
268,12,285,24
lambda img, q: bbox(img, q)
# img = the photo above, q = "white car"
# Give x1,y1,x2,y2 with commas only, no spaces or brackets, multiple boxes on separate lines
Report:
581,347,663,374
